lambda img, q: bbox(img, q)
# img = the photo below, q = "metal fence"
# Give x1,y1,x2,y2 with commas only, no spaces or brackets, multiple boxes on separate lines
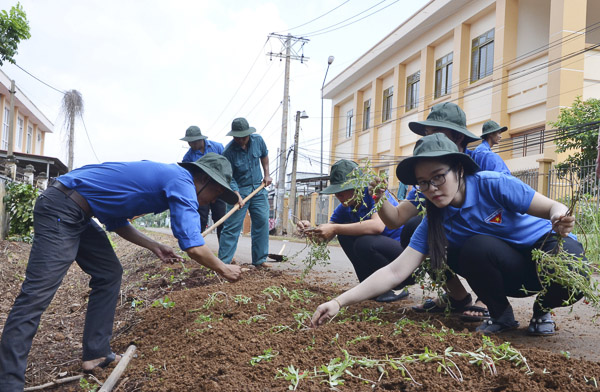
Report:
512,167,539,190
548,160,599,219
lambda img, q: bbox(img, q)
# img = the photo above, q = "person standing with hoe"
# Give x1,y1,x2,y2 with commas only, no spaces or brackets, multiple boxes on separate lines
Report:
181,125,227,240
219,117,272,267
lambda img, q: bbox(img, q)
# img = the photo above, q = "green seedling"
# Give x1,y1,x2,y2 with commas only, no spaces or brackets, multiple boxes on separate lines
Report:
250,348,278,366
130,298,144,309
347,335,371,345
233,294,252,304
239,314,267,325
79,377,99,392
151,296,175,309
275,365,307,391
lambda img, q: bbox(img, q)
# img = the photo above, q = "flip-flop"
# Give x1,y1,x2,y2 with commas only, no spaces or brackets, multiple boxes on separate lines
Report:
460,305,490,322
83,352,118,374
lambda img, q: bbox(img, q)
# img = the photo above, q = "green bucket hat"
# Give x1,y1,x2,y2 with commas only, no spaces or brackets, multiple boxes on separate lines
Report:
180,125,208,142
396,133,480,185
408,102,480,143
226,117,256,137
178,152,238,204
481,120,508,138
321,160,359,195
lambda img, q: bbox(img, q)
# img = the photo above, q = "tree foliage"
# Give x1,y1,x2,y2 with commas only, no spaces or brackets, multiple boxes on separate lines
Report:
550,96,600,170
3,181,38,242
0,2,31,66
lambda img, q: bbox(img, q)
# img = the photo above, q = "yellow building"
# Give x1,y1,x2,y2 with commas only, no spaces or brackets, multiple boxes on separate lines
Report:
0,68,65,177
324,0,600,188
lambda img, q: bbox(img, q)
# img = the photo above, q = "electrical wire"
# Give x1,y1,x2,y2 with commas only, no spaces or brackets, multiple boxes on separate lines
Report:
79,114,101,163
303,0,402,38
208,38,269,131
13,63,65,95
296,0,389,37
275,0,351,34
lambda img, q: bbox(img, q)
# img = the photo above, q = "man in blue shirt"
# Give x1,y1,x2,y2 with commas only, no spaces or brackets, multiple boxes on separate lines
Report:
181,125,227,240
297,160,412,302
470,120,511,175
0,154,242,391
219,118,272,267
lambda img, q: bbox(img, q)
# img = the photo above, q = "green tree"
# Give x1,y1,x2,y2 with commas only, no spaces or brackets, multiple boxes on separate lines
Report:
550,96,600,170
0,2,31,66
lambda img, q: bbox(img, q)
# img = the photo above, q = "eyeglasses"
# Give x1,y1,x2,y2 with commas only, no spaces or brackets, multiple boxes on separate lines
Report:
416,168,452,191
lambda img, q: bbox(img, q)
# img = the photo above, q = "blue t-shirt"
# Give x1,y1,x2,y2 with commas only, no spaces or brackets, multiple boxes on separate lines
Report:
405,147,509,209
470,141,511,175
182,139,225,162
408,171,575,254
330,188,403,241
223,134,268,192
57,161,204,251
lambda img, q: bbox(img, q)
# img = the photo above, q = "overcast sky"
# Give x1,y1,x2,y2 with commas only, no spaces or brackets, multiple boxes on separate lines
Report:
1,0,428,175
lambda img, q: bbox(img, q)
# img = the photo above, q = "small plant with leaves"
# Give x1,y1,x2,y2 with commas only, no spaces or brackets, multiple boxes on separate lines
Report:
79,377,99,392
343,159,389,217
4,182,38,242
151,296,175,309
297,237,330,281
275,365,308,391
250,348,278,366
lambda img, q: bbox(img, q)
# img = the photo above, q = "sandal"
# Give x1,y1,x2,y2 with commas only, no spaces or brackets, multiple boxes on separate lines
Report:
83,352,119,374
412,293,472,314
527,313,556,336
460,305,490,322
476,318,519,335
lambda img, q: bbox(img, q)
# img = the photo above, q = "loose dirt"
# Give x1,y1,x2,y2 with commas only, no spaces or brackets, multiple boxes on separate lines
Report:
1,232,599,391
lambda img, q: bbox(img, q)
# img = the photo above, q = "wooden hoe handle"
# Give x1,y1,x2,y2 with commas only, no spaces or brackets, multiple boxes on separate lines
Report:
202,183,266,237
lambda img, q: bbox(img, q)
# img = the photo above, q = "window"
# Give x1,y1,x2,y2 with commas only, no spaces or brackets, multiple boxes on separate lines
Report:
382,86,393,122
17,117,24,150
512,127,545,158
346,109,353,138
362,99,371,130
26,125,33,153
471,29,495,82
435,53,453,98
406,72,420,111
2,107,9,150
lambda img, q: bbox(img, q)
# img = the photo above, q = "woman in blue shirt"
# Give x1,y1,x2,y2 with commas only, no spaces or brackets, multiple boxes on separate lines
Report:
297,160,411,303
311,134,585,336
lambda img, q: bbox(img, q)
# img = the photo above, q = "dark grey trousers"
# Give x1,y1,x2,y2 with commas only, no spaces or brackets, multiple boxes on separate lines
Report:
0,187,122,391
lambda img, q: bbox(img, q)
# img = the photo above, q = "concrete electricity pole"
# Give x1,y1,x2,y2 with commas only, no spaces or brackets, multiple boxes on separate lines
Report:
287,110,308,235
267,33,309,235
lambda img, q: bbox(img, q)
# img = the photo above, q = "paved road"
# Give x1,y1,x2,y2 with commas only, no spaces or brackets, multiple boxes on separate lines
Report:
149,228,600,362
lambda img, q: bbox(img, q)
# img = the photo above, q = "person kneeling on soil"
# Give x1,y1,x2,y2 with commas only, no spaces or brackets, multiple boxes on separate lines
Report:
297,159,413,303
0,153,242,392
311,134,585,337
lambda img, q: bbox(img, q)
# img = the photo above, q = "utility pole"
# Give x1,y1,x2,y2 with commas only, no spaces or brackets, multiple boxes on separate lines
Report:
287,110,308,235
267,33,309,235
6,80,17,179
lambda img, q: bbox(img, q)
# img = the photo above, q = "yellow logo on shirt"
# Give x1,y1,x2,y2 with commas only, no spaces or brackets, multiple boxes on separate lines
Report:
485,208,503,224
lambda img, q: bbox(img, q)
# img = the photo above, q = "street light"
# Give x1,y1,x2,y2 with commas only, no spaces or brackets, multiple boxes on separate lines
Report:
320,55,334,190
287,110,308,235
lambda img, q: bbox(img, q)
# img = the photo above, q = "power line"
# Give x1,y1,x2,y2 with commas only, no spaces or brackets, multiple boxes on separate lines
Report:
304,0,402,38
208,39,269,131
275,0,351,34
13,63,65,95
79,114,101,163
296,0,389,37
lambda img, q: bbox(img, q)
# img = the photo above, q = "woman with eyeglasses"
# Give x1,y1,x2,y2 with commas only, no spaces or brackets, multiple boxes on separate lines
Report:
311,133,585,336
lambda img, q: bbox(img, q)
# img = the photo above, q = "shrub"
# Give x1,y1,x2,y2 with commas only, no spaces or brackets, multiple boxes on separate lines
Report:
3,182,38,242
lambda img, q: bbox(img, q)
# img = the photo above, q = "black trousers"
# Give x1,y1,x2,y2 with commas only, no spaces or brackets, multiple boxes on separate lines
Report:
0,187,122,391
337,234,414,287
451,234,586,319
198,199,226,240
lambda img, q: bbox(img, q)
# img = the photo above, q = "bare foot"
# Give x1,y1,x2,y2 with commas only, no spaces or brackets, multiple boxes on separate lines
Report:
463,299,489,318
82,353,122,371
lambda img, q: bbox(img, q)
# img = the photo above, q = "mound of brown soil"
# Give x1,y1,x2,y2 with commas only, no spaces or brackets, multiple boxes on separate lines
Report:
1,232,599,391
